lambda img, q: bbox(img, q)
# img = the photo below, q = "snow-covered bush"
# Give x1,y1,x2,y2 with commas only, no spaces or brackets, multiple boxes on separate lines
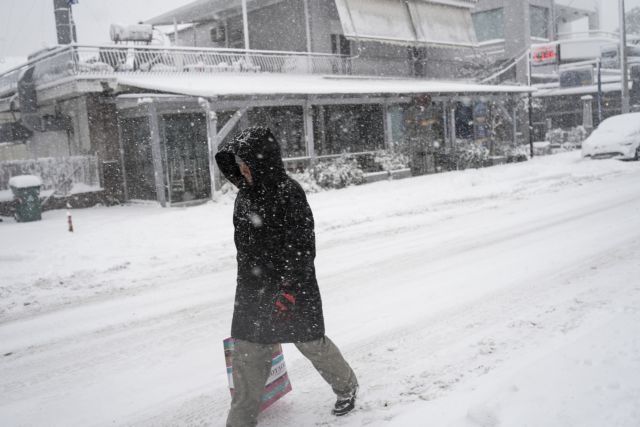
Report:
565,126,588,149
289,169,322,193
504,145,530,163
546,128,565,147
312,156,365,189
457,141,490,169
289,156,365,191
373,149,410,172
544,126,589,152
431,141,491,171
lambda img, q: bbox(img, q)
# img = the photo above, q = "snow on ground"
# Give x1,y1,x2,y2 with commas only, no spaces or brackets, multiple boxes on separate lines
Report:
1,152,639,427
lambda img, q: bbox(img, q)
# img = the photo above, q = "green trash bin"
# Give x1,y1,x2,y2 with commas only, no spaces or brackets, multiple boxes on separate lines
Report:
9,175,43,222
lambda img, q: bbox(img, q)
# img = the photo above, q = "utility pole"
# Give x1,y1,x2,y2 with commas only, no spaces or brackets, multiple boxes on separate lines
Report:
527,48,534,158
620,0,630,113
241,0,250,50
597,58,603,125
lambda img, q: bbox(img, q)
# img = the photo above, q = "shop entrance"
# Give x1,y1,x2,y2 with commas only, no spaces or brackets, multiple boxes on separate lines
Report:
120,117,157,201
162,113,211,203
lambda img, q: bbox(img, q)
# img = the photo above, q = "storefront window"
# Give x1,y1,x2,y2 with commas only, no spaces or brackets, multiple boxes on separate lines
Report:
530,6,549,39
455,103,474,140
404,101,444,146
313,104,384,156
161,113,211,203
248,106,306,158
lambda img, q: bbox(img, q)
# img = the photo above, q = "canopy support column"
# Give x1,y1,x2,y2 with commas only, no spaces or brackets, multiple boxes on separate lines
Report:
199,98,248,195
383,102,393,149
147,101,167,207
304,101,315,164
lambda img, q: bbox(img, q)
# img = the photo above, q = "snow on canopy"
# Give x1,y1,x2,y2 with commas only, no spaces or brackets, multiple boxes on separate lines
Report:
9,175,43,189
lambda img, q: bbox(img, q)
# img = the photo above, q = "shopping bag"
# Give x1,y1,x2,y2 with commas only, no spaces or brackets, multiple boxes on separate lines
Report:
224,337,292,412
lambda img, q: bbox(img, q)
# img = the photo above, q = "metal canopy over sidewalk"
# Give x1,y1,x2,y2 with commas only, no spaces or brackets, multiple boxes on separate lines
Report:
117,73,533,98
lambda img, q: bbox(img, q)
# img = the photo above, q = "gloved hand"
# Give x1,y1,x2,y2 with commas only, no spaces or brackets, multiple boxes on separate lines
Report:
274,291,296,317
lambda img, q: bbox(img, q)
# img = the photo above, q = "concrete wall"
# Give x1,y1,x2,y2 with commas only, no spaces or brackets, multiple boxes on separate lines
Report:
173,0,308,52
308,0,343,53
87,96,120,162
249,0,308,52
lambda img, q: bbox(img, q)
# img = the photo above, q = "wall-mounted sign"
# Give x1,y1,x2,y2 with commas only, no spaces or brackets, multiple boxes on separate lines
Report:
559,67,594,88
531,44,560,66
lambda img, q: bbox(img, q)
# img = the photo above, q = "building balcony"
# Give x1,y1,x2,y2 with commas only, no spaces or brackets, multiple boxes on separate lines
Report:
0,45,430,103
0,44,364,101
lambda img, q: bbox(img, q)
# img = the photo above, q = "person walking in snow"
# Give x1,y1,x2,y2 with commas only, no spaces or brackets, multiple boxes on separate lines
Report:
215,127,359,427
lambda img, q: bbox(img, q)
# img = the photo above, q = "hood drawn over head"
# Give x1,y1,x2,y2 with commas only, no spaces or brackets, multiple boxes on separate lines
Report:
215,127,287,189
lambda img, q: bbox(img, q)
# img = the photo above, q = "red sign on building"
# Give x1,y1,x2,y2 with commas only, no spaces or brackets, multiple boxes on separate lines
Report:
531,44,560,66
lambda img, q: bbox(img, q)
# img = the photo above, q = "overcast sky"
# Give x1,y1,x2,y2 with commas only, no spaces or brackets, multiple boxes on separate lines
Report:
0,0,639,61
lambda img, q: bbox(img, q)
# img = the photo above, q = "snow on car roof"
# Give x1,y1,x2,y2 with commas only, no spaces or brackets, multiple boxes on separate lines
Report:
597,112,640,134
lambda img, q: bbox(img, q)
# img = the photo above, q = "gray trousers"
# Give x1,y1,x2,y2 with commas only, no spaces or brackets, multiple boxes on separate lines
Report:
226,336,357,427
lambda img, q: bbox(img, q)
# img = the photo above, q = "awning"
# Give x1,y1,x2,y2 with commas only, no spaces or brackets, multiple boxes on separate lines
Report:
333,0,417,45
117,73,533,97
407,1,477,47
334,0,477,47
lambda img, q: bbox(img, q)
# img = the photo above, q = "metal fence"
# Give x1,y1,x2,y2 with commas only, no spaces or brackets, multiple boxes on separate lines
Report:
0,155,100,194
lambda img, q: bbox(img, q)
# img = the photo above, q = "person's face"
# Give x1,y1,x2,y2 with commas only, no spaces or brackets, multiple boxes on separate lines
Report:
238,160,253,186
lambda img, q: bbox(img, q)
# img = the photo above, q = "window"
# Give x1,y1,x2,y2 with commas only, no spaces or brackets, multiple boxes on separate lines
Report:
227,16,245,49
313,104,384,156
210,24,226,45
472,8,504,42
248,107,306,158
530,6,549,39
331,34,351,56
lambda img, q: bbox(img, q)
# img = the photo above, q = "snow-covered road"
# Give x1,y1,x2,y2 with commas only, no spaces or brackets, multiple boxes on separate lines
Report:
1,152,639,427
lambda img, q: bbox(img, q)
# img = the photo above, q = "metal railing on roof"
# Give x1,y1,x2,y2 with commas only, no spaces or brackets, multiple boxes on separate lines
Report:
0,44,354,97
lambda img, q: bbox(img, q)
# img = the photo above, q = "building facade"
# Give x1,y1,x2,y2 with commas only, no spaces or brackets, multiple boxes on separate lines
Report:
0,0,532,209
473,0,599,83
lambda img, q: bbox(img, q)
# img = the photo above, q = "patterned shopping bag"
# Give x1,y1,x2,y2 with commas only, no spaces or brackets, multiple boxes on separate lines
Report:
224,338,292,412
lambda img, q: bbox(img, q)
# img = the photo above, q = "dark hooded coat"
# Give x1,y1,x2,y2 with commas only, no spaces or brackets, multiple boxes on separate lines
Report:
215,127,325,344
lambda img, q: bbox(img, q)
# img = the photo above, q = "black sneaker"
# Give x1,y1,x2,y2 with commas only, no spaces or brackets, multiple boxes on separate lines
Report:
332,385,358,416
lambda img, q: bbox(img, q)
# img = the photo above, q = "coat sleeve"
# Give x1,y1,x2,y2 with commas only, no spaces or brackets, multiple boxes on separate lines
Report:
279,182,316,290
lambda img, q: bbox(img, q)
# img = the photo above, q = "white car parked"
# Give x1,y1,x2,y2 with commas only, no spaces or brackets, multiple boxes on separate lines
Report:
582,112,640,160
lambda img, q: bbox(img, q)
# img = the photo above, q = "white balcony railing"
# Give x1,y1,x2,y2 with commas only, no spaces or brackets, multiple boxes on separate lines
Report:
0,44,354,97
